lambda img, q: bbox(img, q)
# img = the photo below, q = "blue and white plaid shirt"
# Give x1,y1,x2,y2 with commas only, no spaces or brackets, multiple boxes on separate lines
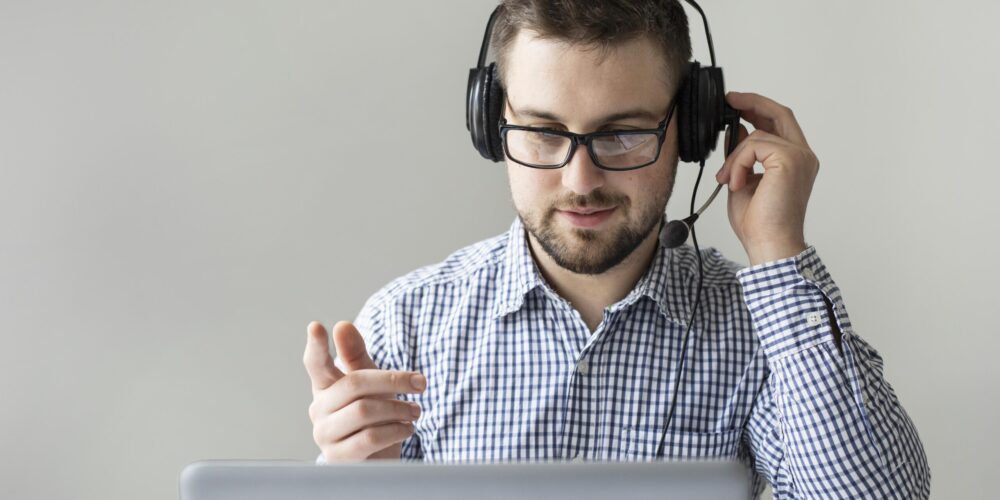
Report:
326,217,930,499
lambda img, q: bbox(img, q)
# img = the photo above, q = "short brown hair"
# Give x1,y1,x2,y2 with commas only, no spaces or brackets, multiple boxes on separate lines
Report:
491,0,692,94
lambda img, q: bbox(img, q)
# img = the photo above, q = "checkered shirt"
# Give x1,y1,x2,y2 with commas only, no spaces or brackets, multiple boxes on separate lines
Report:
320,217,930,499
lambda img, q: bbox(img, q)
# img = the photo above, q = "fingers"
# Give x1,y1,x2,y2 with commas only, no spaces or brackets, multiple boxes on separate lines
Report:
309,367,426,461
304,321,344,393
331,321,377,371
725,91,808,146
315,369,427,415
316,398,422,442
717,129,781,187
718,131,788,192
319,422,415,462
725,171,764,237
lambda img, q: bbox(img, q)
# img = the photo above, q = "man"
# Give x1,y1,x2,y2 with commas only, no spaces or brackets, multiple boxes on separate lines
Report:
303,1,930,497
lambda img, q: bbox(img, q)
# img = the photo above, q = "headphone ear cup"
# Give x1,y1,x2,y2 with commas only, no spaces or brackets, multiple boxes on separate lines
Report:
700,66,727,160
466,65,489,159
677,62,728,164
677,62,700,163
466,62,504,162
484,64,504,162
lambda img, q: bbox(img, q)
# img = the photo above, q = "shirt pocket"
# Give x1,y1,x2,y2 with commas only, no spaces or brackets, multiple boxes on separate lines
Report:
623,426,743,461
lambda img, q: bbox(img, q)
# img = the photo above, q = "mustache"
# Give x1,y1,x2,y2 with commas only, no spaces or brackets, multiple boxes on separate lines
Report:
551,190,628,213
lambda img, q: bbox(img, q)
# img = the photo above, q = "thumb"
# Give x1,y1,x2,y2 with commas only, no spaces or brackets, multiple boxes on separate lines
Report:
331,321,378,371
303,321,344,393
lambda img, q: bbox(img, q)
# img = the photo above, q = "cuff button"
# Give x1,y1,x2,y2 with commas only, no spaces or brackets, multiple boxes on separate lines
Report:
806,313,823,326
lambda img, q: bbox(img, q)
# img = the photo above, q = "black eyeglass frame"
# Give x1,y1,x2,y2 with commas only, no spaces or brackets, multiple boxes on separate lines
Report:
497,99,678,172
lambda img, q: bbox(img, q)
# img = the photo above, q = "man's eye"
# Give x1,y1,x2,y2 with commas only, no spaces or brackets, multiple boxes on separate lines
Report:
532,132,564,144
616,134,652,150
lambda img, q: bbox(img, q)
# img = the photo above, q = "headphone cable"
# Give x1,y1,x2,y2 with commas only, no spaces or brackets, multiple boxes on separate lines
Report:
655,159,707,458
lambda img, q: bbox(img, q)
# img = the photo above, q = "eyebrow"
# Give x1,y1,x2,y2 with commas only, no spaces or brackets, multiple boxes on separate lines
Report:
507,100,663,126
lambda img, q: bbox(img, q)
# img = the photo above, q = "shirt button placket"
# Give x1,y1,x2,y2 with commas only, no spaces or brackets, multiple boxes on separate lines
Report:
564,355,593,461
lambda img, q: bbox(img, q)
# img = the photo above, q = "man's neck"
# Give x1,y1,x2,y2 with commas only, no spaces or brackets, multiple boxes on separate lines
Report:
525,224,661,332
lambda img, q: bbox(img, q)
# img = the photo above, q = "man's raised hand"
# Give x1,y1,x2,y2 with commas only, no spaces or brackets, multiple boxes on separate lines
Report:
303,321,425,461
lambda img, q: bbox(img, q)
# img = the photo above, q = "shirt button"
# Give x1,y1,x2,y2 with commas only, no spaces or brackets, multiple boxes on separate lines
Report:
577,359,589,375
801,268,816,281
572,455,584,463
806,312,823,326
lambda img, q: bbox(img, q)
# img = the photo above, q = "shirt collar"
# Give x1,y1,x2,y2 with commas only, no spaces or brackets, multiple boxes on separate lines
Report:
491,217,545,319
490,217,679,323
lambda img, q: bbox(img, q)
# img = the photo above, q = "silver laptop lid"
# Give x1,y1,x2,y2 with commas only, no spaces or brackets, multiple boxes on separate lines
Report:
180,459,753,500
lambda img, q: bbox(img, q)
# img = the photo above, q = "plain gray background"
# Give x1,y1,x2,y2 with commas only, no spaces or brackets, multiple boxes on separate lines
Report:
1,1,997,499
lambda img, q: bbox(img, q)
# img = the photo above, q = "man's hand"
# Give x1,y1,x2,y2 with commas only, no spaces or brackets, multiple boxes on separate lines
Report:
303,320,426,462
716,91,819,266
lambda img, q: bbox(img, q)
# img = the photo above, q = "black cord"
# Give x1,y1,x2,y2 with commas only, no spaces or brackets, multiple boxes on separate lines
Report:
656,160,708,457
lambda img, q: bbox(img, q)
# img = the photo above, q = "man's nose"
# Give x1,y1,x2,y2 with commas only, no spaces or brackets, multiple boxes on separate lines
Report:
561,143,606,195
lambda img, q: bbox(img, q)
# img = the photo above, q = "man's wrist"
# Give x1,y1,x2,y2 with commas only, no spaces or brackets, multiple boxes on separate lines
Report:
746,239,808,266
736,245,843,361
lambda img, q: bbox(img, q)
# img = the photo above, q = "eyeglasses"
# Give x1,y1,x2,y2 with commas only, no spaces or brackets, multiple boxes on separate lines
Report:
498,100,677,171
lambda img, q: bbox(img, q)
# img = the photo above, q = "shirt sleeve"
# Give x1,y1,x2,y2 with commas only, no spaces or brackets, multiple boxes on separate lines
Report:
736,246,930,498
314,292,424,464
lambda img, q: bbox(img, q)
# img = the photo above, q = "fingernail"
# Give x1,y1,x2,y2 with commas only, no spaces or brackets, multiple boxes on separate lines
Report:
409,402,421,418
410,374,426,390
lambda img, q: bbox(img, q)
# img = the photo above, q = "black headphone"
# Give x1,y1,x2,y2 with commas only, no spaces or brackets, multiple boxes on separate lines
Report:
466,0,739,167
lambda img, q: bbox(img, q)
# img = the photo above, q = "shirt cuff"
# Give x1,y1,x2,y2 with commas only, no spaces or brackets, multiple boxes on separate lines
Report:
736,245,849,361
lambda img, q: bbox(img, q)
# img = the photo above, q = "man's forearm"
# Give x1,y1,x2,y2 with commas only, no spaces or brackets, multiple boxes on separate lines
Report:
738,246,930,498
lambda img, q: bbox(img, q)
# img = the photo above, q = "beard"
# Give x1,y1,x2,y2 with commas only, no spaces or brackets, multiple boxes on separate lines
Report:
518,184,671,276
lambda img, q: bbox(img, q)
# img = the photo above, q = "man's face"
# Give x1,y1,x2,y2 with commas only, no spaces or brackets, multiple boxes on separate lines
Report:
503,31,680,275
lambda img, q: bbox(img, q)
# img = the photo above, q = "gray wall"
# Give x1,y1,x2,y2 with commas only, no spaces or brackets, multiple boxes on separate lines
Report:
1,1,997,499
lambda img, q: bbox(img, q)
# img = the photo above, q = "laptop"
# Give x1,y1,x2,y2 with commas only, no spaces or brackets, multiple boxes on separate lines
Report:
180,459,754,500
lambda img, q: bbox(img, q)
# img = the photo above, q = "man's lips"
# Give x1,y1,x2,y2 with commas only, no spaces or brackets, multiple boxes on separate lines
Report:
558,206,617,228
561,207,616,215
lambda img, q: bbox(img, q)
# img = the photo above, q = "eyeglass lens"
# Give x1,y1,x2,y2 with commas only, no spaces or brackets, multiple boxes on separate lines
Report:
504,130,660,169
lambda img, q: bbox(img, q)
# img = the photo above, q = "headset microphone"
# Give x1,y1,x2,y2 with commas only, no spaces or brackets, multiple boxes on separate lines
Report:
658,107,740,249
660,214,698,249
658,178,725,250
